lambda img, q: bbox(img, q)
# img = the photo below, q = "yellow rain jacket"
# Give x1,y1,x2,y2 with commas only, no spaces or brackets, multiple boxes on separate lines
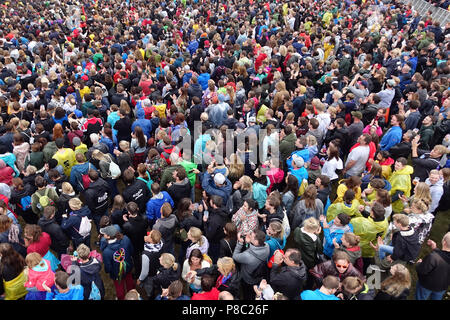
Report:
388,165,413,213
326,200,362,222
352,216,389,258
334,181,362,204
3,271,28,300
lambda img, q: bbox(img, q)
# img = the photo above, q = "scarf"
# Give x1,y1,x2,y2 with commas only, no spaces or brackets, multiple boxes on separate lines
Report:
8,223,20,244
144,240,163,253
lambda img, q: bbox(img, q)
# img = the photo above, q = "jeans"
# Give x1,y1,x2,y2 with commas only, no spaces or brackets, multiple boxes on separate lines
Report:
378,245,394,260
415,281,446,300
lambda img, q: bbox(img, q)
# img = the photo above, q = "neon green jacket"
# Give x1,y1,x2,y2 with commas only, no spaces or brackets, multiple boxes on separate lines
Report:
326,200,362,222
388,165,413,213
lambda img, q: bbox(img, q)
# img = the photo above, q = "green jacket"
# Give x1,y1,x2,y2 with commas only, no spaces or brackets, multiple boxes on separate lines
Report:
160,165,182,191
43,141,58,163
180,160,197,187
280,133,297,168
419,124,435,150
293,227,323,270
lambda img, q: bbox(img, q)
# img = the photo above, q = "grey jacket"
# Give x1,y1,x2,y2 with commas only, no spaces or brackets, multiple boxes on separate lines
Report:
232,242,270,284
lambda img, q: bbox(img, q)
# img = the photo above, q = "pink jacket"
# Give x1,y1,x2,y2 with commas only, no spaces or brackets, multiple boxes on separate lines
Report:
24,259,55,291
363,125,382,137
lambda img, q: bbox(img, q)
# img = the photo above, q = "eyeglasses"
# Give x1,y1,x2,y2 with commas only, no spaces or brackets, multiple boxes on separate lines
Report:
335,264,349,269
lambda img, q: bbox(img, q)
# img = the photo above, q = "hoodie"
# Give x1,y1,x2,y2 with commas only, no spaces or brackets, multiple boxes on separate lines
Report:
167,178,191,206
153,214,178,253
100,236,134,281
232,242,270,285
71,257,105,300
145,191,174,221
38,216,70,255
265,235,286,258
201,172,232,205
323,221,353,258
45,284,84,300
391,227,421,262
132,107,152,138
269,262,307,300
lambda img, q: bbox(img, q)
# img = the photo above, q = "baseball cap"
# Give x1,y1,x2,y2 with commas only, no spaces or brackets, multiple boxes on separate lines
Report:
74,109,83,118
293,155,304,168
309,156,320,170
100,226,119,237
214,173,226,185
351,111,363,119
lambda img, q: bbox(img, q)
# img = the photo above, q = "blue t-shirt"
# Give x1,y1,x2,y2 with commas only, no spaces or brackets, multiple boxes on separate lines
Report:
301,289,339,300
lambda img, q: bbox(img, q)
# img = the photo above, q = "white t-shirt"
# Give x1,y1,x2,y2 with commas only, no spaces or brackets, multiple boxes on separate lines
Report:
345,145,370,176
321,157,343,181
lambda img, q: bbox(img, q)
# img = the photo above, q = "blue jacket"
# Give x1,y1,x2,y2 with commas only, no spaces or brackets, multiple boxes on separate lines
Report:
287,149,310,170
146,191,174,221
322,222,353,258
265,235,287,258
187,40,199,56
289,167,308,184
46,285,84,300
132,107,152,138
252,176,271,209
70,162,98,192
61,206,92,241
380,126,402,151
182,71,194,85
301,289,339,300
100,235,134,280
201,172,232,205
198,73,211,90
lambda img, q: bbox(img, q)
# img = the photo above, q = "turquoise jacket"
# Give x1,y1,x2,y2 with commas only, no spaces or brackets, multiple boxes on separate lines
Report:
253,176,271,209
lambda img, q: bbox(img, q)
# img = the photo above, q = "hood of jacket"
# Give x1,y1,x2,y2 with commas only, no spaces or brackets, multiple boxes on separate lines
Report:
436,249,450,264
78,257,102,275
425,177,444,189
380,157,395,166
393,165,414,176
137,107,145,119
38,216,56,227
286,263,307,281
73,206,91,217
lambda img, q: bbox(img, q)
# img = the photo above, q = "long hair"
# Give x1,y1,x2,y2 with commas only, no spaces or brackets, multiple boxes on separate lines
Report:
0,243,25,276
176,198,193,222
302,185,317,209
380,264,411,297
134,126,147,149
283,174,299,198
344,176,361,190
52,123,64,141
413,182,432,207
0,215,12,233
24,224,42,243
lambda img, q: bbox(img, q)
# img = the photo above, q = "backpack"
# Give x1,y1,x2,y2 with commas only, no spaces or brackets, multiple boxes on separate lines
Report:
18,195,32,211
89,281,101,300
81,163,92,190
108,160,121,179
37,188,55,210
77,216,92,238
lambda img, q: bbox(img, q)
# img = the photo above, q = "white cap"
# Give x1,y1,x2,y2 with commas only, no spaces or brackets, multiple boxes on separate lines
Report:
214,173,226,185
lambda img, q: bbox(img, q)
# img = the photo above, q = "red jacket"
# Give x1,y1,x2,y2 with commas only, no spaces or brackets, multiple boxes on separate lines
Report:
0,166,13,185
27,232,52,257
191,287,220,300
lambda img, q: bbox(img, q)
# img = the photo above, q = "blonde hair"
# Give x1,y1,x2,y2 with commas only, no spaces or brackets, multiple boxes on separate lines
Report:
380,264,411,297
412,183,432,208
200,112,209,121
342,276,364,292
119,140,130,151
188,227,204,245
68,197,83,211
307,135,317,146
20,120,30,129
217,257,236,276
239,176,253,191
25,252,44,269
303,217,320,233
433,145,449,156
62,182,74,194
411,198,429,213
269,221,284,239
76,244,91,260
160,253,178,271
393,214,409,227
26,165,37,175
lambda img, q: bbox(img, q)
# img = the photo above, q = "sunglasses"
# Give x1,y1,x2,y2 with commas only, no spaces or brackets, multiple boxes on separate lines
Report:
335,264,349,269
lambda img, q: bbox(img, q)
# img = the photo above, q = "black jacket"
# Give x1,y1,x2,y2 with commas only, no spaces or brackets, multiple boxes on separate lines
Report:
38,216,70,255
219,238,237,258
411,150,441,182
123,180,151,213
269,262,307,300
416,249,450,292
122,215,149,254
391,227,421,262
389,141,411,160
83,178,111,216
149,266,180,298
167,179,191,208
204,206,229,244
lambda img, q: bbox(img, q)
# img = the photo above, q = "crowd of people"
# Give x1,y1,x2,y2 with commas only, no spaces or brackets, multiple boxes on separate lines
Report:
0,0,449,301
